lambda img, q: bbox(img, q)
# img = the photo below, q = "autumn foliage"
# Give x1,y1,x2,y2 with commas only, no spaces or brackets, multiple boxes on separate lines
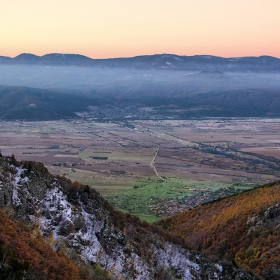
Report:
159,182,280,279
0,210,94,280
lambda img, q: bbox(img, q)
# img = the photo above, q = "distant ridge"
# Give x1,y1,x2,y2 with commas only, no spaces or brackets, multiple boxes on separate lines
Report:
0,85,111,120
1,53,280,72
0,56,11,63
13,53,40,64
39,53,93,66
1,52,280,119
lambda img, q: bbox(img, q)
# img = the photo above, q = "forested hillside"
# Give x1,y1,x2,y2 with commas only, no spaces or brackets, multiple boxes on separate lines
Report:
159,182,280,279
0,209,93,280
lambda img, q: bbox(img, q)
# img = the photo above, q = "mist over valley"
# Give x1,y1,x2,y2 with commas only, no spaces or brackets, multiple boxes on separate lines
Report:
1,53,280,119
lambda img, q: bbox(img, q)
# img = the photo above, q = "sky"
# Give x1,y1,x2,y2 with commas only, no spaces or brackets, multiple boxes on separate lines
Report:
1,0,280,59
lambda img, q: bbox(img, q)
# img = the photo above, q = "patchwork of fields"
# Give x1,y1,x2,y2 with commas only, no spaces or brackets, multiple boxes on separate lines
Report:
1,118,280,221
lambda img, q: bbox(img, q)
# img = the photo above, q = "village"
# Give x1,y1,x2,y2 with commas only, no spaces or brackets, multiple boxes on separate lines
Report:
147,185,244,218
84,105,169,121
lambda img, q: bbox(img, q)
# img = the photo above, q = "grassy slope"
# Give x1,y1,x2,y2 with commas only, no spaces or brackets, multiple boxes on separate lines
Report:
158,181,280,280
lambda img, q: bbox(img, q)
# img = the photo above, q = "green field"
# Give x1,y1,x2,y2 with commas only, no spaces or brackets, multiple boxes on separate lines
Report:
50,163,250,222
104,177,239,222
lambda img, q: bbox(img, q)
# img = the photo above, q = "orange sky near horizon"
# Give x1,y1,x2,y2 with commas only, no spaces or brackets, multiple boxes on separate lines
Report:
1,0,280,59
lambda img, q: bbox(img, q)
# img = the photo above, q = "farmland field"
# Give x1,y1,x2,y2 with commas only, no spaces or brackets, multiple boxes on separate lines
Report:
1,118,280,221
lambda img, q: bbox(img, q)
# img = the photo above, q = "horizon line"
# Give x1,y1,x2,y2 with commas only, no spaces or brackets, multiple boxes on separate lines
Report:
2,52,280,60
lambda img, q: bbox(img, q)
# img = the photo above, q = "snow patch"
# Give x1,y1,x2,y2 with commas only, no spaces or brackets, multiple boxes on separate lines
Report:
215,263,223,272
153,242,200,280
11,166,29,207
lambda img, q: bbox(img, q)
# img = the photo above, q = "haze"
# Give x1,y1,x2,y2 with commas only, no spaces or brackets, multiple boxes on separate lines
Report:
1,0,280,58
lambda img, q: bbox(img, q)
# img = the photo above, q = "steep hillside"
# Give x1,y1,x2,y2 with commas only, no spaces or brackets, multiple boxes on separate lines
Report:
0,155,255,279
159,182,280,280
0,209,93,280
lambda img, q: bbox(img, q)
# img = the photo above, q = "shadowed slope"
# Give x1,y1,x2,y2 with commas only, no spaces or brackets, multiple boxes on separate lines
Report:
0,85,111,119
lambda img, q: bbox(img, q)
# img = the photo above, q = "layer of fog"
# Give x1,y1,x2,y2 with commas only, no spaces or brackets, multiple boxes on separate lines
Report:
0,65,280,100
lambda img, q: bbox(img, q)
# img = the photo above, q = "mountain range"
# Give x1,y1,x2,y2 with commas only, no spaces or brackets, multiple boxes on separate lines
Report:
1,53,280,119
1,53,280,72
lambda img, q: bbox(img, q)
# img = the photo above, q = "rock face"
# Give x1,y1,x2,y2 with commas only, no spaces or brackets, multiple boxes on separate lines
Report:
247,203,280,228
0,155,256,280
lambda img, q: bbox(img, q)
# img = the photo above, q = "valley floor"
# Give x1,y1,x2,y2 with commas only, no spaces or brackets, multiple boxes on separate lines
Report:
1,117,280,221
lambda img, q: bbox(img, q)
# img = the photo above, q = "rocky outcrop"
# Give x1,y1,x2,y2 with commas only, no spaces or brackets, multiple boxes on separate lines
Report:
247,203,280,233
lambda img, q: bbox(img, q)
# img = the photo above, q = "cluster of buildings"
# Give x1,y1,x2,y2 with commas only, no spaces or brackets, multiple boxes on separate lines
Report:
147,186,243,217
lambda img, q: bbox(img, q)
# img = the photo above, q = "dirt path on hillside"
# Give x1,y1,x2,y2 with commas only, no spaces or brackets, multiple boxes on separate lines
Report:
150,148,165,180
